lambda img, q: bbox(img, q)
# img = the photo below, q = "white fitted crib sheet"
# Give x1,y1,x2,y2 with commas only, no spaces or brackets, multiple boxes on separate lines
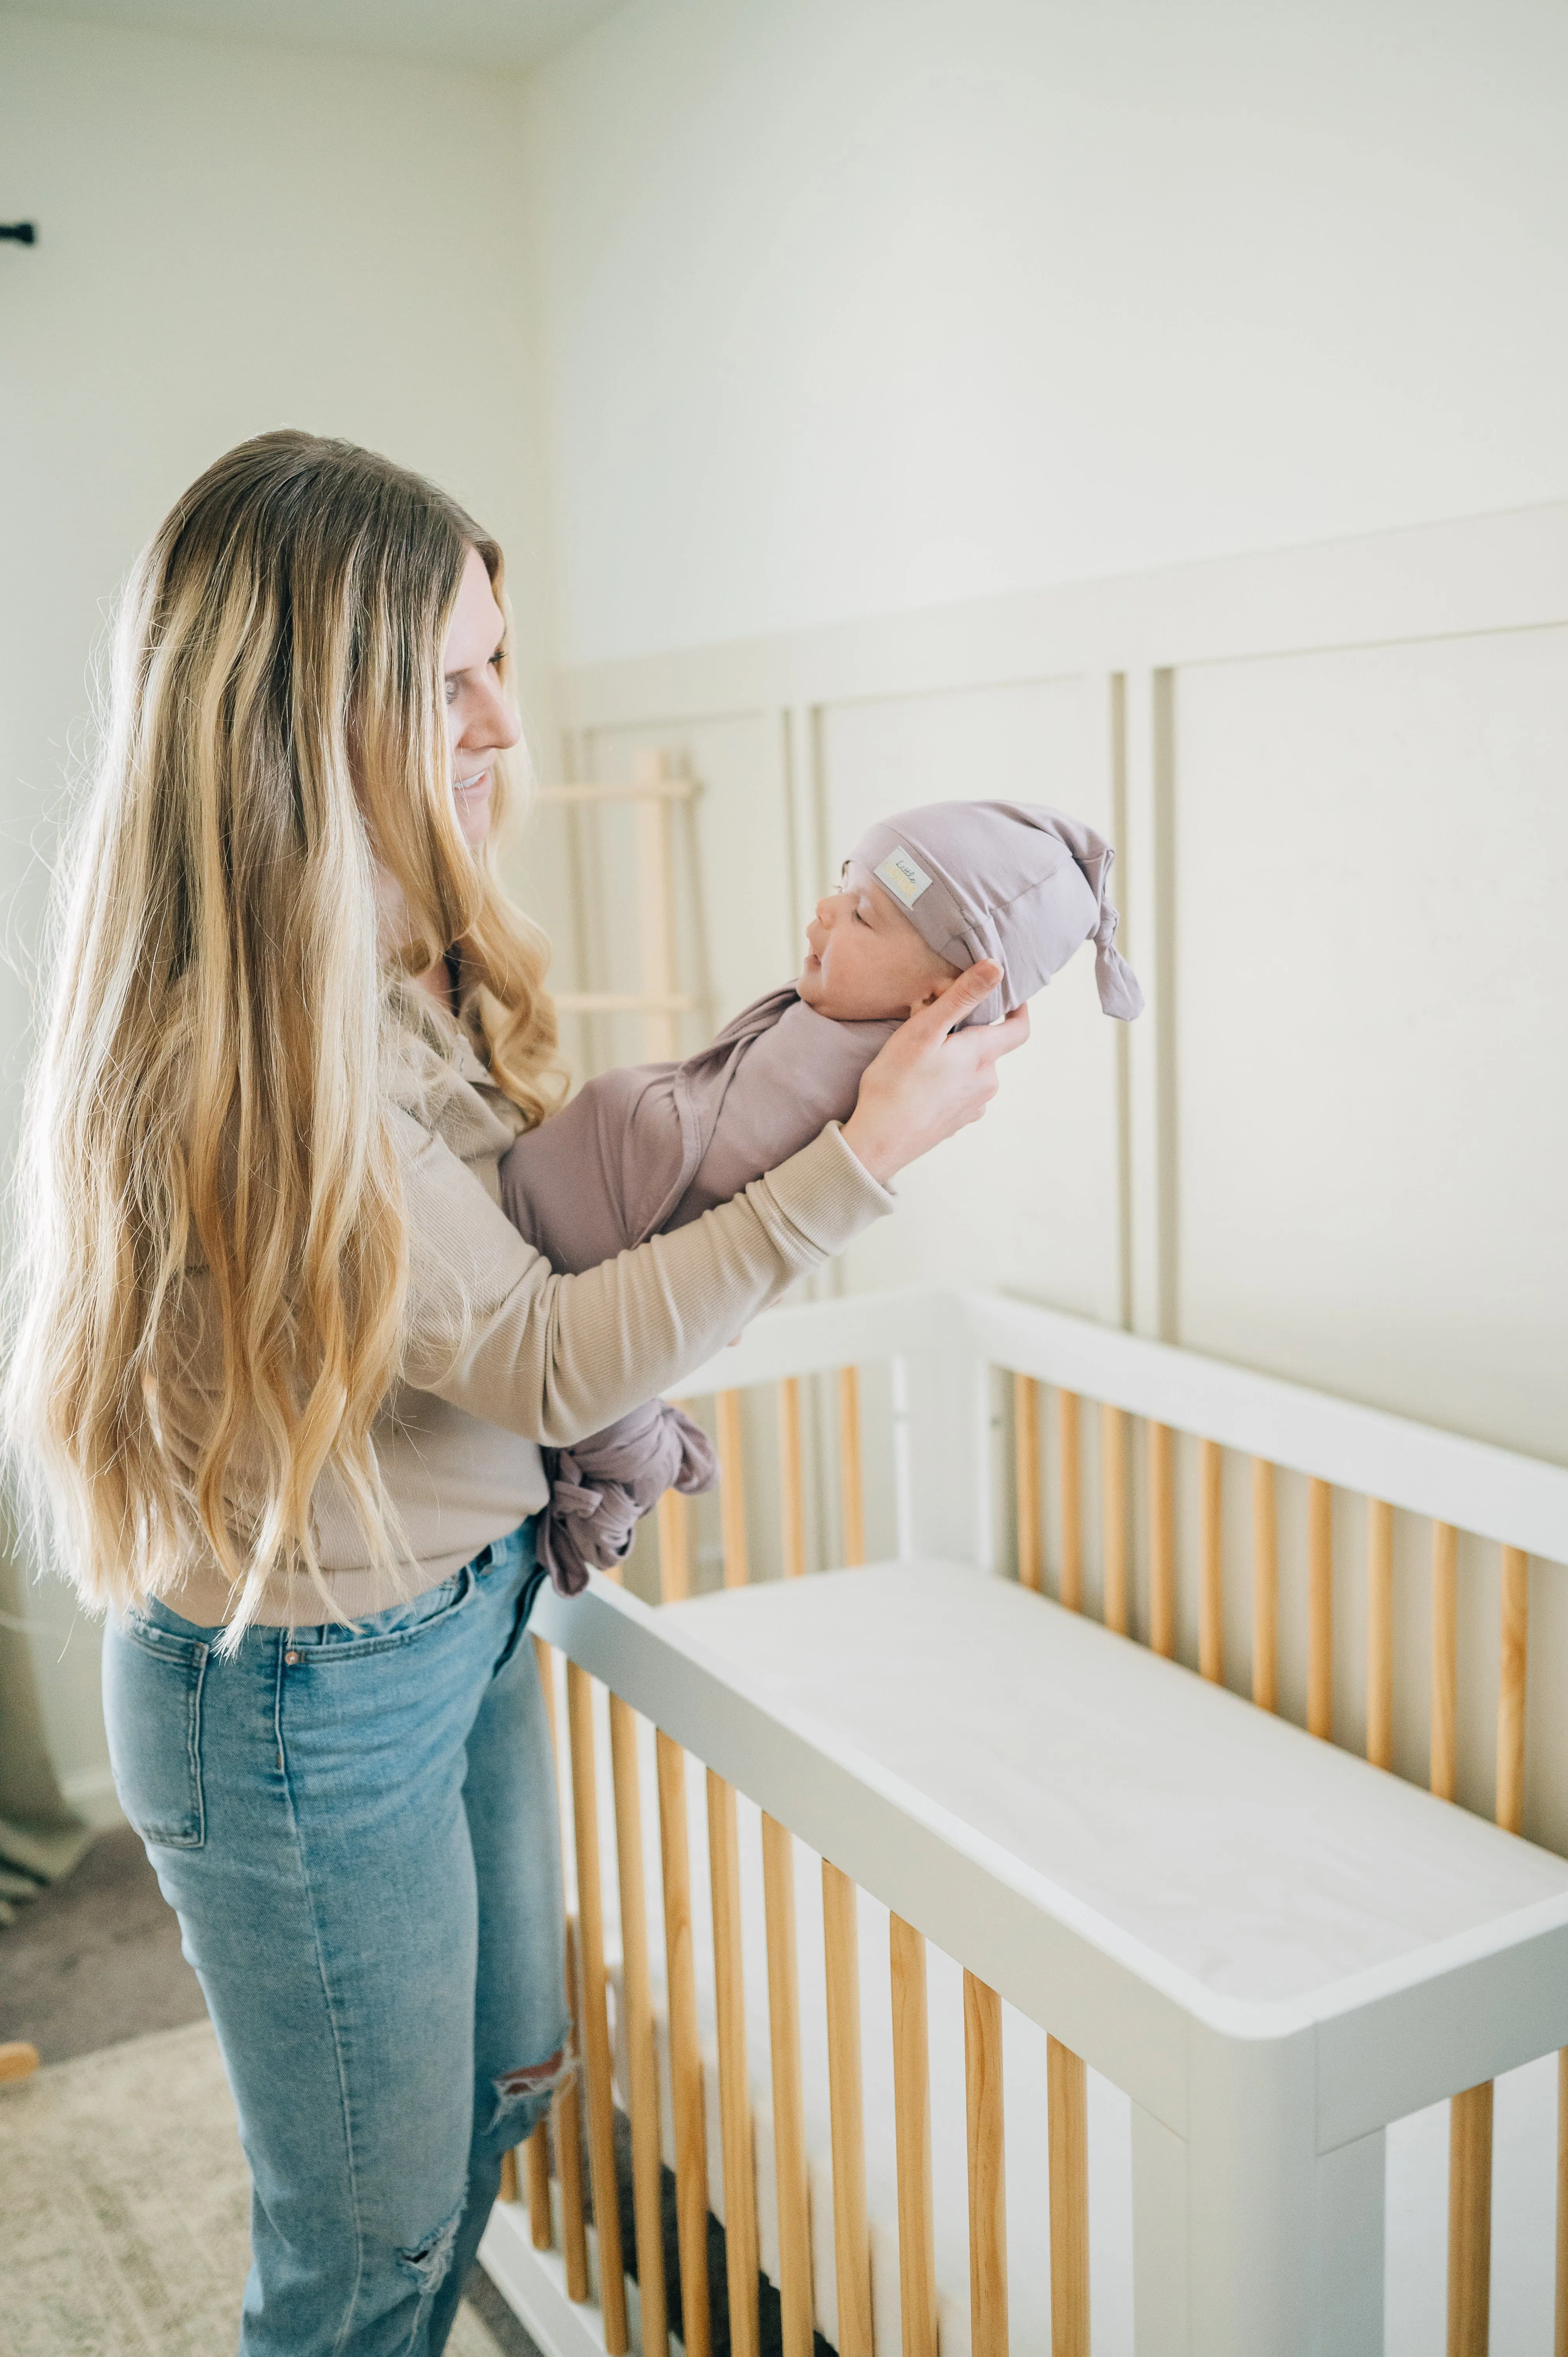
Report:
546,1561,1566,2354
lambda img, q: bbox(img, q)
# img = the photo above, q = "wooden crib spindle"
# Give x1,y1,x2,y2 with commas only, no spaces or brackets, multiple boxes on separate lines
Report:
498,2144,519,2203
1367,1498,1395,1770
1014,1373,1043,1593
1058,1389,1083,1611
1100,1403,1128,1634
609,1694,669,2357
779,1376,807,1581
762,1816,814,2357
655,1731,712,2357
839,1366,866,1567
1252,1458,1278,1712
1448,2081,1494,2357
708,1770,761,2357
525,2125,552,2249
1149,1421,1175,1657
1423,1519,1494,2357
1497,1545,1528,1835
1047,2034,1091,2357
657,1486,691,1602
558,1917,590,2300
1199,1437,1224,1684
964,1970,1009,2357
565,1664,629,2352
1307,1477,1334,1741
717,1389,750,1587
890,1914,938,2357
1431,1520,1459,1802
822,1863,874,2357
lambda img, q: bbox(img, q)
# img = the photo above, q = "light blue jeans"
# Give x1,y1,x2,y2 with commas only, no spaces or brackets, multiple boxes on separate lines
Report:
102,1520,569,2356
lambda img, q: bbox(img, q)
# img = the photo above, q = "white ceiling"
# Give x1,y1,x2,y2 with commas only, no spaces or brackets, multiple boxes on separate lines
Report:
0,0,627,71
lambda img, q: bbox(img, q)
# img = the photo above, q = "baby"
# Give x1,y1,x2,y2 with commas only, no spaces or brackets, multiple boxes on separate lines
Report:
501,799,1143,1592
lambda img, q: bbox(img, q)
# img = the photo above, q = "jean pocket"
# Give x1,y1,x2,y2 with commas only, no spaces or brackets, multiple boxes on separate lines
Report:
494,1562,549,1674
304,1567,473,1659
105,1618,208,1848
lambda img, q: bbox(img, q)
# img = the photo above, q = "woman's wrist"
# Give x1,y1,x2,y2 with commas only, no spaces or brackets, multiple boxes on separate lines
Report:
839,1107,902,1189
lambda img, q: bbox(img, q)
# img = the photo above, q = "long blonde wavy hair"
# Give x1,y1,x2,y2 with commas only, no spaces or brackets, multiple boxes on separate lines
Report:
4,430,563,1640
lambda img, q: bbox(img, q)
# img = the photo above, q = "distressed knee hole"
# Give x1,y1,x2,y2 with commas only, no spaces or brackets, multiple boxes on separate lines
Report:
487,2042,574,2143
496,2045,567,2100
396,2199,462,2295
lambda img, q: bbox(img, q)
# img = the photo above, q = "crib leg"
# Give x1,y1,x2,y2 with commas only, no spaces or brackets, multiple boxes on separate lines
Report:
1131,2106,1188,2357
1318,2129,1386,2357
1132,2054,1384,2357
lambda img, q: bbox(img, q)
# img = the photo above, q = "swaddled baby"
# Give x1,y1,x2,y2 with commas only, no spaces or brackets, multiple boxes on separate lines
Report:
502,799,1144,1593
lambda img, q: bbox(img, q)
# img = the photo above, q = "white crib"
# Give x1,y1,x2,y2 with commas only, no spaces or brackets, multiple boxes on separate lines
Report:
479,1286,1568,2357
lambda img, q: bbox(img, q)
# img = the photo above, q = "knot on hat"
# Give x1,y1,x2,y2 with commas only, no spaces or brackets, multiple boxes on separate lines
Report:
1091,894,1144,1021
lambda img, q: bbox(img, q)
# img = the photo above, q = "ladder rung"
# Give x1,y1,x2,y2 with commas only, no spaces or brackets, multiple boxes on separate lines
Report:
537,781,698,804
554,992,698,1014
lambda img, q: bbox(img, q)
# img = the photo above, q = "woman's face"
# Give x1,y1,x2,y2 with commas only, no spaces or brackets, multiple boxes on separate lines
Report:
442,545,521,849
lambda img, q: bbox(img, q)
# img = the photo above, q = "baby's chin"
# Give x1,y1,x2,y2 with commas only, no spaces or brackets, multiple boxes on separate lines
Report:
796,970,852,1018
797,966,906,1023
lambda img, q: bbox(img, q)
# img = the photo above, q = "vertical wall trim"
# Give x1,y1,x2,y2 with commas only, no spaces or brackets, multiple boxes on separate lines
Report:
787,700,842,1309
783,701,842,1565
1123,668,1178,1341
782,703,824,958
1100,671,1133,1331
559,725,605,1078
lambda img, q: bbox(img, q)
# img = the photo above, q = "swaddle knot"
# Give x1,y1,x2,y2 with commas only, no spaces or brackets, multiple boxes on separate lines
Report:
538,1399,719,1596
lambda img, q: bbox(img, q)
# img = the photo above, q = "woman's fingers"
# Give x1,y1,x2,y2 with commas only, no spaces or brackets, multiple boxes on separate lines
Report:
976,1002,1031,1062
839,961,1032,1186
921,959,1003,1038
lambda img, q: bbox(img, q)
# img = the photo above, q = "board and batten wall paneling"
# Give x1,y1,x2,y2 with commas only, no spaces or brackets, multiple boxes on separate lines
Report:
818,677,1125,1324
549,505,1568,1485
1172,625,1568,1461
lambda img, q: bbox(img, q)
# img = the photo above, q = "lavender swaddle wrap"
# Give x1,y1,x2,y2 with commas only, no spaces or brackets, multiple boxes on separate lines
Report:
501,991,897,1592
501,798,1141,1593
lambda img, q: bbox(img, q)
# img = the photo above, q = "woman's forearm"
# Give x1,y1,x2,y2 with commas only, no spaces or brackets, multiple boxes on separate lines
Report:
403,1117,891,1445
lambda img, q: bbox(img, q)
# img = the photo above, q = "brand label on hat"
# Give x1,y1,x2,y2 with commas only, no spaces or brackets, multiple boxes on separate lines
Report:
874,846,933,908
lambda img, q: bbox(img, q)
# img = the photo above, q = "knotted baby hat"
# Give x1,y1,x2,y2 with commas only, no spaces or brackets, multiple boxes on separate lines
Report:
849,800,1144,1027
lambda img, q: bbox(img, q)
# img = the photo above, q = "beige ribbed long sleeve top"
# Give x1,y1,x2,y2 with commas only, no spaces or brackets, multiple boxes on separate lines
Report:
170,1020,893,1627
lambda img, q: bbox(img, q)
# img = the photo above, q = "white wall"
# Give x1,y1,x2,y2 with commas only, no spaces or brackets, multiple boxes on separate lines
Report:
522,0,1568,665
526,0,1568,1475
0,12,554,1806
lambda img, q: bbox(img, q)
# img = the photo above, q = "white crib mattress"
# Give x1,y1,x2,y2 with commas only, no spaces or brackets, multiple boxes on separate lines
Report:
544,1563,1567,2355
662,1560,1568,2006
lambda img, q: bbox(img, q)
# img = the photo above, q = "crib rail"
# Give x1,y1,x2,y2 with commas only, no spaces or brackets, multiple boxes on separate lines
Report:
498,1286,1568,2357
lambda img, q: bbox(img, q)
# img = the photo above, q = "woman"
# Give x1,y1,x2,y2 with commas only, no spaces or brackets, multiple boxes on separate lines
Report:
4,432,1025,2354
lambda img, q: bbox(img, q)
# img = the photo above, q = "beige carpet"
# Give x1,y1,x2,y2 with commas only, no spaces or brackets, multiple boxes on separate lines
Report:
0,2019,506,2357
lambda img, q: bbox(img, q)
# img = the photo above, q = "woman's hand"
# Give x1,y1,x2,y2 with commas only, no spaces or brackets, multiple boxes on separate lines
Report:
841,960,1029,1187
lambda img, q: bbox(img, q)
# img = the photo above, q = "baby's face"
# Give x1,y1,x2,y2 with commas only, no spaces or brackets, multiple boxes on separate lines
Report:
798,860,959,1020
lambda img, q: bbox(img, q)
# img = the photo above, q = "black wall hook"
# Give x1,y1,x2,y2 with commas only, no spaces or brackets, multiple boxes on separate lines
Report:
2,223,38,245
